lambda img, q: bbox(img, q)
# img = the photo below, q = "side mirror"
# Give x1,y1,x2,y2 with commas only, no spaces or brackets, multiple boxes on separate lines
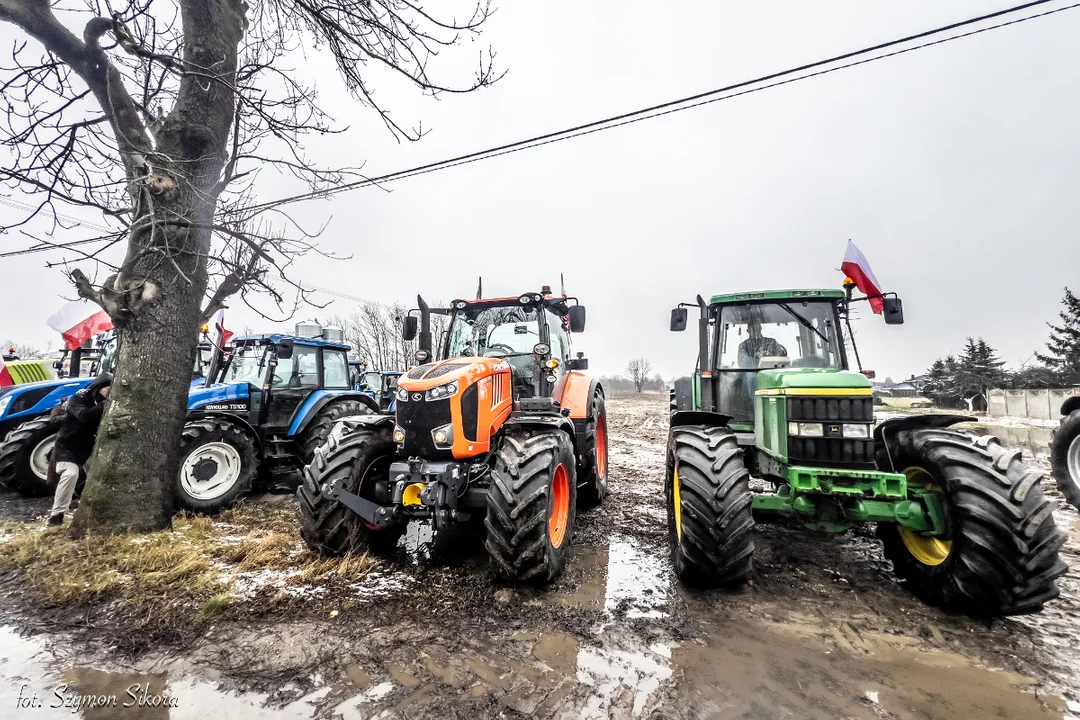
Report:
882,297,904,325
670,307,688,332
277,339,294,360
568,352,589,371
568,306,586,333
402,315,418,341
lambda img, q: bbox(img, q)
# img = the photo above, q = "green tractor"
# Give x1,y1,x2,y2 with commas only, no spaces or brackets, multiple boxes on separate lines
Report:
666,284,1067,617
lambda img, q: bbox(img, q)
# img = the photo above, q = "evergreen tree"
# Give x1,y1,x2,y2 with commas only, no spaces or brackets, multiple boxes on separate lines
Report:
1036,287,1080,383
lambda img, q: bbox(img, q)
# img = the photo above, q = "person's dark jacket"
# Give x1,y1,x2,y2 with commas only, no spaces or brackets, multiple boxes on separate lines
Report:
54,374,111,465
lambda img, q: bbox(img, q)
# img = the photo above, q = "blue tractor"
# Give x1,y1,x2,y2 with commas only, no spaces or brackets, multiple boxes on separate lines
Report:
348,362,402,413
0,335,214,496
176,329,382,512
1,325,382,512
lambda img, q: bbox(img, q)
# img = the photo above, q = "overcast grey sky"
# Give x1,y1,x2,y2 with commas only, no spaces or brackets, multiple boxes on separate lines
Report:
2,0,1078,382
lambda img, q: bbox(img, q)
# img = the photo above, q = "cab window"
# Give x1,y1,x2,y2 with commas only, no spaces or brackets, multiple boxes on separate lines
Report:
323,350,350,389
291,346,319,388
546,310,570,372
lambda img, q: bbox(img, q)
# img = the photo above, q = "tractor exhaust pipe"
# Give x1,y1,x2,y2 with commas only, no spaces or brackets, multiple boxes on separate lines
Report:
418,295,432,357
696,294,714,413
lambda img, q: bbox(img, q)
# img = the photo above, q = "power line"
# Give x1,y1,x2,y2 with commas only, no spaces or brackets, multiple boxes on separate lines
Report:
2,0,1076,259
243,0,1073,212
0,197,116,234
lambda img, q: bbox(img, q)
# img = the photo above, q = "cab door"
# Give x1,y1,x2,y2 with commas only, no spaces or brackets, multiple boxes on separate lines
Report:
265,344,319,432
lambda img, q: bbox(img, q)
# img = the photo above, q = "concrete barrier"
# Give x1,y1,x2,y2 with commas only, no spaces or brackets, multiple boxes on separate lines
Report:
988,387,1079,420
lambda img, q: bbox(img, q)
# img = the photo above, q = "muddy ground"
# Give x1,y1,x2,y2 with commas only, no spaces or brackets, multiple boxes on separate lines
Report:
2,392,1080,719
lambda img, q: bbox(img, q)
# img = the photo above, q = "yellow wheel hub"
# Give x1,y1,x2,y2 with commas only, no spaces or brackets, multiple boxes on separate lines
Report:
673,466,683,541
898,467,952,567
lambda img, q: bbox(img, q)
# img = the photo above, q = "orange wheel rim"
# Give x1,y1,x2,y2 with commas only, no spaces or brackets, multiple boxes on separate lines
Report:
549,463,570,548
595,413,608,478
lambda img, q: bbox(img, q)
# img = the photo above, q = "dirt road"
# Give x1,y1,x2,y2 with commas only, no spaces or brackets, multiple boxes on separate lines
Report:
2,392,1079,719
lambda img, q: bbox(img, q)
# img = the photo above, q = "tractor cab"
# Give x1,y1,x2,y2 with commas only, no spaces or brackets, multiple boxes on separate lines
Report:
357,370,402,412
671,290,853,431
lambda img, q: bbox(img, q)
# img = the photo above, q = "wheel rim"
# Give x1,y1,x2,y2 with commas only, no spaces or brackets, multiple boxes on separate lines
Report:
180,442,242,501
595,413,608,478
897,466,952,567
673,466,683,542
549,463,570,548
1068,434,1080,488
30,434,56,481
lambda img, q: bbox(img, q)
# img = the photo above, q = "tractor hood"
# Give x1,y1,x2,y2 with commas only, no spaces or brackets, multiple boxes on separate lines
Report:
187,381,251,411
399,356,510,391
755,367,871,392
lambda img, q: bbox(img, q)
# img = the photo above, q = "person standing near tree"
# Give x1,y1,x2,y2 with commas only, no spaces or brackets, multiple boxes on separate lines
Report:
48,374,112,526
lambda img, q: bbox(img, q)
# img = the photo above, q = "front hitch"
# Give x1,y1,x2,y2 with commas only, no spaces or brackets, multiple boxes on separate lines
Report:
329,478,400,528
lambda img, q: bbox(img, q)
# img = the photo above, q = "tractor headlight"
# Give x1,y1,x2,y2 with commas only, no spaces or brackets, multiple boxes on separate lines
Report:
393,426,406,444
414,349,431,364
396,387,409,402
791,422,824,437
431,423,454,448
0,395,11,415
843,424,870,438
425,381,458,401
533,343,550,357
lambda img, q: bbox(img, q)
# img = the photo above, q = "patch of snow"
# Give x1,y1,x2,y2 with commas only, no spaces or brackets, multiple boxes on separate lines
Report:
347,571,412,602
864,690,880,705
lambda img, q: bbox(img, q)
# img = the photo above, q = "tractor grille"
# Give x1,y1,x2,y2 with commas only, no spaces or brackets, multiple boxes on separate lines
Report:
407,364,434,380
787,396,873,422
424,362,469,379
460,384,479,442
787,396,876,469
396,394,452,458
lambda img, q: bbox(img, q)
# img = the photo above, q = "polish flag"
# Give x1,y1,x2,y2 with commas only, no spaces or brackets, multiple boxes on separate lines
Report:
47,300,114,350
0,356,12,388
206,309,233,348
841,240,884,314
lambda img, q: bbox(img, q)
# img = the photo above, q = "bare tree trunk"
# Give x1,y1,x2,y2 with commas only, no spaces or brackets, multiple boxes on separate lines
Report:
63,0,247,535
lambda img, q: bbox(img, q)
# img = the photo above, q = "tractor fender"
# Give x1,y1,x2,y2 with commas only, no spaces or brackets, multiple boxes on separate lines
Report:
873,413,975,473
334,413,396,435
185,411,263,450
288,390,381,438
1060,395,1080,419
503,415,579,452
554,372,601,420
554,373,602,449
670,410,732,429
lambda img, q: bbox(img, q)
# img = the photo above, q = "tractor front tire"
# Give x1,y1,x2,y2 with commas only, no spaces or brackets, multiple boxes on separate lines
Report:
485,429,578,583
666,425,755,587
577,391,609,509
296,424,403,556
877,428,1067,617
176,419,259,513
299,399,375,465
1051,411,1080,510
0,416,61,497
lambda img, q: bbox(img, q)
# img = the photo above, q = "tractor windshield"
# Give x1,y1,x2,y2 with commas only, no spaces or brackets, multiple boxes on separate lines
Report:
223,343,269,385
447,305,542,358
714,301,842,421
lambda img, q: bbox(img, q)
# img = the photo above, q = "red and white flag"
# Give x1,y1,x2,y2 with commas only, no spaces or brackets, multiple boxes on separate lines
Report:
0,355,12,388
841,240,884,314
206,309,233,348
47,300,113,350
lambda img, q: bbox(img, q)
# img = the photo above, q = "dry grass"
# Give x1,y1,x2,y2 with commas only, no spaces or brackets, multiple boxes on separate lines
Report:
0,502,377,631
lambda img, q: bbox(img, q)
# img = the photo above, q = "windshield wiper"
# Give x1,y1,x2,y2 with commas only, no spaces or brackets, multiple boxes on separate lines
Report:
777,302,831,348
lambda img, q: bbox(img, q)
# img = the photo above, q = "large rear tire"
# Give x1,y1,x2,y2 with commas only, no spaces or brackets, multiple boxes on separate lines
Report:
485,429,577,583
576,391,609,509
1051,410,1080,510
296,424,403,556
0,416,61,497
877,427,1067,617
298,399,375,464
176,419,259,513
666,425,755,587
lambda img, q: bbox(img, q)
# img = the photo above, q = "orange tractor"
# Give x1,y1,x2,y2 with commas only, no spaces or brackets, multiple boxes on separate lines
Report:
297,286,607,582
